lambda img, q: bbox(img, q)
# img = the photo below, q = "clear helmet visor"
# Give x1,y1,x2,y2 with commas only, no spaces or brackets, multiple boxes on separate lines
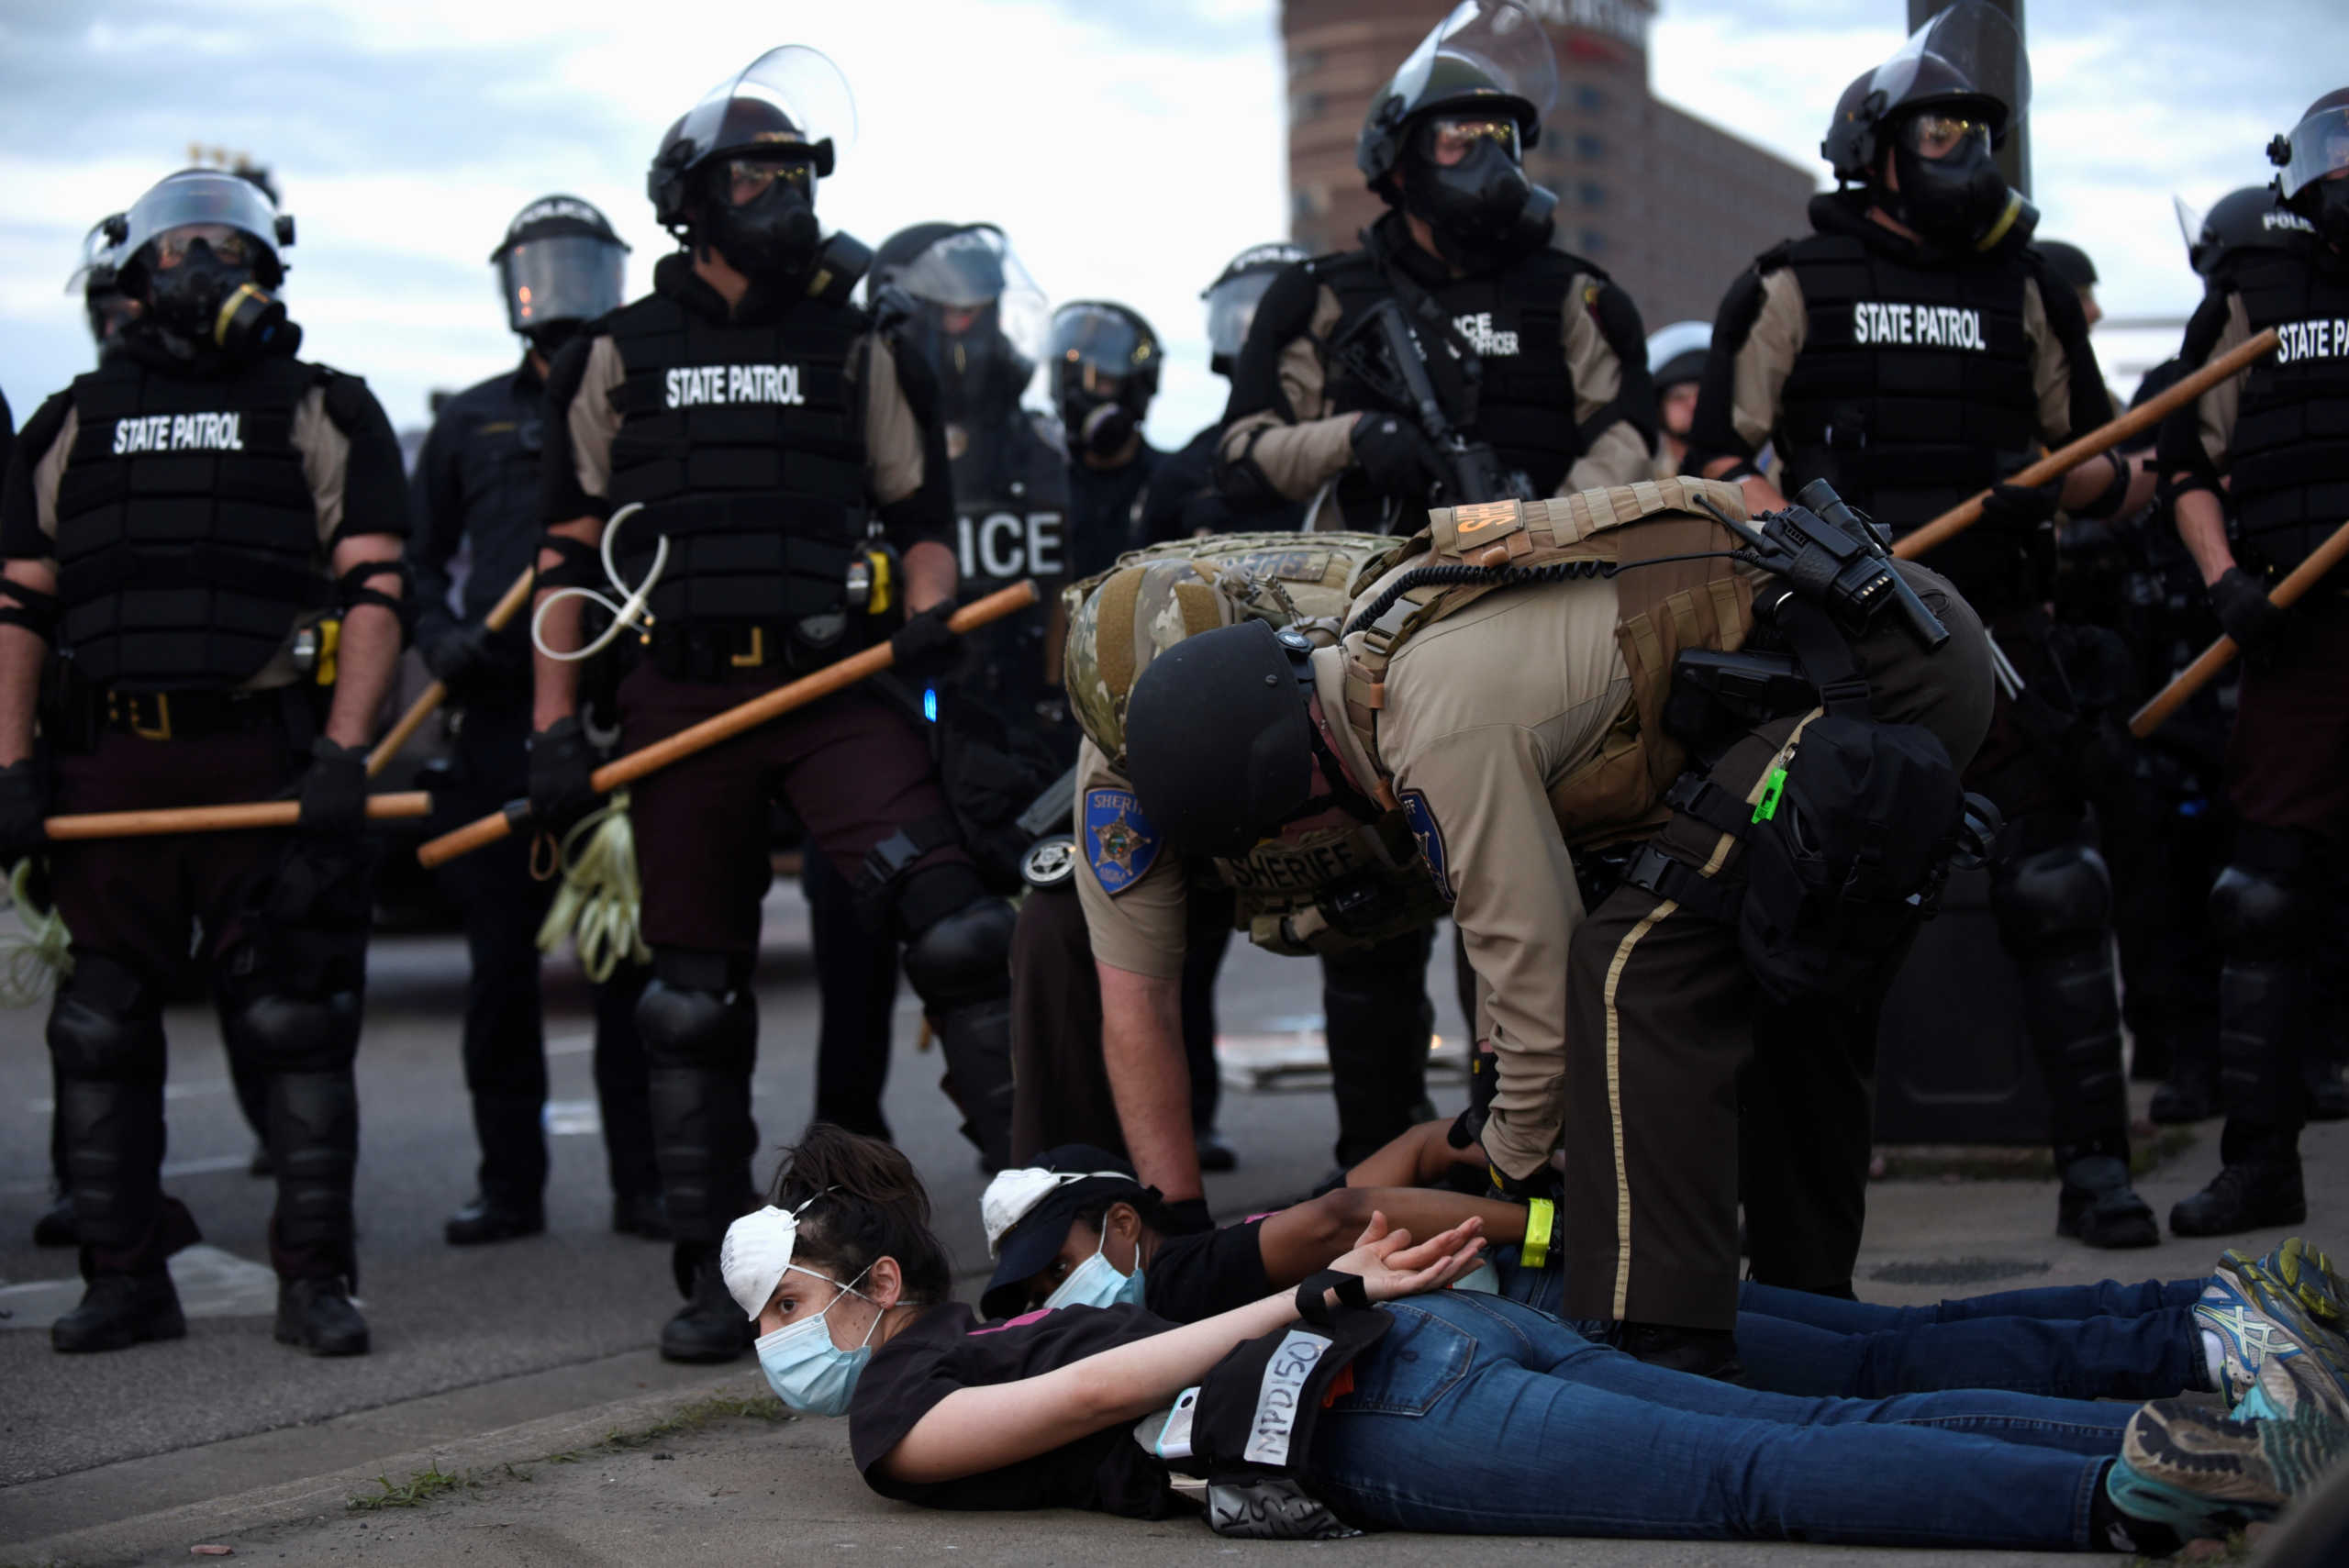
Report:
67,217,123,295
1387,0,1559,127
500,234,628,334
2173,193,2206,253
1047,304,1151,383
674,45,858,172
1204,269,1282,361
119,171,283,272
1869,0,2030,124
896,226,1049,363
2275,105,2349,201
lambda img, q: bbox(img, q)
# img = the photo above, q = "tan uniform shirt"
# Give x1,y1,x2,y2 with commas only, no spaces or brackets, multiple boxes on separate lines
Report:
2185,289,2254,469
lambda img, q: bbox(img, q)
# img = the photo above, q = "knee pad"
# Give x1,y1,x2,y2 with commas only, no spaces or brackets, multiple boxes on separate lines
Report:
1993,841,2112,951
223,990,362,1073
637,949,754,1073
902,896,1016,1011
48,952,165,1081
2210,830,2317,960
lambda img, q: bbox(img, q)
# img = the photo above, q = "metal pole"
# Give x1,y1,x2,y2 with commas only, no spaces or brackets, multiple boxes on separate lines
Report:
1908,0,2030,196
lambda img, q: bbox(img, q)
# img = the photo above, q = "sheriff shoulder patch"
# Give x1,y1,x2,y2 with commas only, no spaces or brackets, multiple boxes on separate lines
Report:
1399,790,1453,904
1085,787,1161,895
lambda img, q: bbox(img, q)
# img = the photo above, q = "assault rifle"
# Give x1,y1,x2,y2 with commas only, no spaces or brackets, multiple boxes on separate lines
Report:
1364,297,1536,507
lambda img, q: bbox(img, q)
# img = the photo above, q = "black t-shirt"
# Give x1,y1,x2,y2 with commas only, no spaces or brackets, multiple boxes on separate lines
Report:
1141,1217,1269,1325
851,1300,1187,1518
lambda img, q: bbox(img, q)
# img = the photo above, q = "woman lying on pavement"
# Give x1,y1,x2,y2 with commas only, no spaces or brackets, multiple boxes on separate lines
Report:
982,1137,2349,1408
719,1124,2349,1554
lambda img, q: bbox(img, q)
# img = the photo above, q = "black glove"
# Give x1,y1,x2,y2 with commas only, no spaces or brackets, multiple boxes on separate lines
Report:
0,760,49,863
2209,566,2288,662
1351,413,1446,501
296,738,369,841
528,716,601,835
420,621,496,695
1976,479,2062,533
888,602,963,684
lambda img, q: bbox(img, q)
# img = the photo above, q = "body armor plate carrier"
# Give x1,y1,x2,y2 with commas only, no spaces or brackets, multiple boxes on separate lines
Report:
2222,252,2349,574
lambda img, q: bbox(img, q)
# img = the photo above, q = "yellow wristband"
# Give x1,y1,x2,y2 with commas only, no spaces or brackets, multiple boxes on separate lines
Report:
1520,1196,1553,1271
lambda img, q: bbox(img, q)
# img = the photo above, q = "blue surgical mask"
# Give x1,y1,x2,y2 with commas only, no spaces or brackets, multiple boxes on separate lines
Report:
1043,1231,1147,1312
754,1266,878,1418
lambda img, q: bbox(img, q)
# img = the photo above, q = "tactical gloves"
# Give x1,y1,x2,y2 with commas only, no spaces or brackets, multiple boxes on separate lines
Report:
420,621,497,696
2209,566,2288,663
1976,478,2062,533
888,602,963,684
297,738,371,840
0,760,49,862
527,716,601,836
1352,412,1446,501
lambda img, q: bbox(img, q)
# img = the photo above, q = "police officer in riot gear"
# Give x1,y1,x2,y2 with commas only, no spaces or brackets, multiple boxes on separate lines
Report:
1687,3,2162,1251
529,50,1019,1362
1219,1,1655,534
72,218,140,354
1050,300,1164,580
408,195,664,1246
2179,186,2320,283
2033,240,2102,328
1136,243,1309,543
1646,320,1711,480
0,168,412,1355
2156,88,2349,1235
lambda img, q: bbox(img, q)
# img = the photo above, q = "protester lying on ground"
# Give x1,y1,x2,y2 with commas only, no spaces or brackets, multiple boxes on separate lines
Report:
718,1125,2349,1554
978,1141,2349,1407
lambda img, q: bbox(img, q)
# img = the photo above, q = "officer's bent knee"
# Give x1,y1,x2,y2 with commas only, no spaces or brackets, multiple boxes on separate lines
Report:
2210,862,2313,953
48,953,164,1081
225,991,362,1073
903,897,1017,1007
1994,842,2112,947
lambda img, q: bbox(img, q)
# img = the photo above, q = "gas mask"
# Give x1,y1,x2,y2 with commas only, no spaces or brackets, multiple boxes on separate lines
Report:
141,235,298,359
1396,114,1556,272
1886,111,2036,253
703,158,822,284
524,320,588,360
1065,392,1137,459
2295,177,2349,252
916,304,1030,430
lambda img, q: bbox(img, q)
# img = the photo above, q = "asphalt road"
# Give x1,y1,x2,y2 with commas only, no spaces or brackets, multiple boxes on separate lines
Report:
0,878,1477,1490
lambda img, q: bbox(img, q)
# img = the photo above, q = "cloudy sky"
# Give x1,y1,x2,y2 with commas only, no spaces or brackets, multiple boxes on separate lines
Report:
2,0,2342,449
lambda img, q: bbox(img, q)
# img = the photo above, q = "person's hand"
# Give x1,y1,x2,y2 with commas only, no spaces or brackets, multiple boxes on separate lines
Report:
296,738,369,841
1352,413,1445,502
0,760,49,863
1976,478,2061,533
888,602,963,684
527,716,601,835
1331,1209,1485,1304
420,621,496,695
2209,567,2289,664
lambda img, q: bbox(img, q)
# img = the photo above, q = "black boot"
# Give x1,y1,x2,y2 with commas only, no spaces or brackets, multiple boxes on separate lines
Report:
1617,1322,1743,1382
275,1275,370,1356
2055,1153,2159,1248
2171,1158,2308,1237
444,1194,546,1246
2149,1065,2221,1125
2305,1059,2349,1123
661,1247,754,1363
51,1270,185,1353
33,1189,78,1248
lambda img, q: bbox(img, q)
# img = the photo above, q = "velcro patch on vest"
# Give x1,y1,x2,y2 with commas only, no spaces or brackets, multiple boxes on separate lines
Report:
1452,310,1520,357
1221,831,1365,897
662,363,808,410
1085,787,1161,895
1398,790,1453,904
1850,302,1988,350
110,413,246,455
2275,317,2349,364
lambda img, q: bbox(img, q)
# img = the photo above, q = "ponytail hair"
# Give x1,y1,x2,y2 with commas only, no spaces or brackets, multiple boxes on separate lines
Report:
769,1124,953,1306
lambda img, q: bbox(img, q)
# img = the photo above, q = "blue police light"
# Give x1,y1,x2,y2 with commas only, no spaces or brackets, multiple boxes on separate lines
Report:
923,685,938,723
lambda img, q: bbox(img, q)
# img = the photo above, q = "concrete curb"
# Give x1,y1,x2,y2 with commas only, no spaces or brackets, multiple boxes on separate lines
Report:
9,1371,760,1566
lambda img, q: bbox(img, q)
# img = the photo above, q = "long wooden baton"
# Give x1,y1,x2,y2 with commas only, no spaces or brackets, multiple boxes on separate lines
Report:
366,566,538,778
416,579,1041,870
42,791,433,843
2128,517,2349,740
1893,328,2281,562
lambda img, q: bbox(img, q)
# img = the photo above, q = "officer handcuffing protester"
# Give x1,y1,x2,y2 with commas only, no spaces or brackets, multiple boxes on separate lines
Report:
406,194,663,1247
1,168,412,1356
522,49,1019,1363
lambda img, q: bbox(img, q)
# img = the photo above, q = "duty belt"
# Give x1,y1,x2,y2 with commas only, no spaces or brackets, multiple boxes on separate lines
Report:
650,621,820,682
96,686,287,741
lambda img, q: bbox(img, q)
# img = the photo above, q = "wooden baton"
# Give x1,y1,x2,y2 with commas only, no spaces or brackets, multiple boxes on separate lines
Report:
1893,328,2281,562
414,579,1041,871
365,566,539,778
2128,517,2349,740
43,791,433,843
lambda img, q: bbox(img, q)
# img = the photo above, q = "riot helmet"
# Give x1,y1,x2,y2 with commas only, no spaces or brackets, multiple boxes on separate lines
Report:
112,169,299,358
1645,319,1709,450
2269,88,2349,249
1123,620,1319,860
69,217,139,354
872,222,1048,430
1821,2,2035,253
491,195,629,355
1046,302,1160,460
1202,242,1306,377
649,46,855,283
2032,239,2099,325
1356,0,1560,270
2175,187,2316,278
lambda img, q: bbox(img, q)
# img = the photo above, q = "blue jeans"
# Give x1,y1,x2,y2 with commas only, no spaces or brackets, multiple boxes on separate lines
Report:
1493,1249,2207,1401
1303,1291,2127,1548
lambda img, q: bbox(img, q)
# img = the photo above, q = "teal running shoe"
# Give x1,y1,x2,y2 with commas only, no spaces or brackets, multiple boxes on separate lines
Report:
2196,1254,2349,1418
2111,1371,2349,1540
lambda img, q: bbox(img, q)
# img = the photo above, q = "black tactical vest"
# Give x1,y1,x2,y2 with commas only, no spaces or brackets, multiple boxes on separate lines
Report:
946,414,1072,745
603,288,867,654
52,353,327,691
2224,252,2349,573
1773,230,2041,548
1316,245,1582,496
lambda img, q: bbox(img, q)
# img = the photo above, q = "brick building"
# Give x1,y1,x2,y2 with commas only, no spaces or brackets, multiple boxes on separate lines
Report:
1284,0,1819,330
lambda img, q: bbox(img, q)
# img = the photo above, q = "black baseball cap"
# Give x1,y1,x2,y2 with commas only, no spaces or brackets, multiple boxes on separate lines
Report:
978,1144,1150,1320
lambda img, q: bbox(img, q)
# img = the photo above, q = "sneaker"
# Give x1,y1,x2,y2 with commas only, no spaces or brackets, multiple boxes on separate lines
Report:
2110,1381,2349,1540
2195,1254,2349,1419
2253,1237,2349,1332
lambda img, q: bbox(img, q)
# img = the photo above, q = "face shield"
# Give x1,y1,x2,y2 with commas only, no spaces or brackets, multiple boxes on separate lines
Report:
498,235,628,339
894,226,1049,426
119,171,289,284
1383,0,1558,138
2270,99,2349,246
1047,303,1159,457
1202,243,1305,375
117,171,297,357
674,45,858,179
1868,0,2030,131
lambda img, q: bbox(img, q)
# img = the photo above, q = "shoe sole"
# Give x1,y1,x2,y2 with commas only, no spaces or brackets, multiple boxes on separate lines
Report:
273,1324,371,1357
51,1312,188,1354
2171,1202,2310,1239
